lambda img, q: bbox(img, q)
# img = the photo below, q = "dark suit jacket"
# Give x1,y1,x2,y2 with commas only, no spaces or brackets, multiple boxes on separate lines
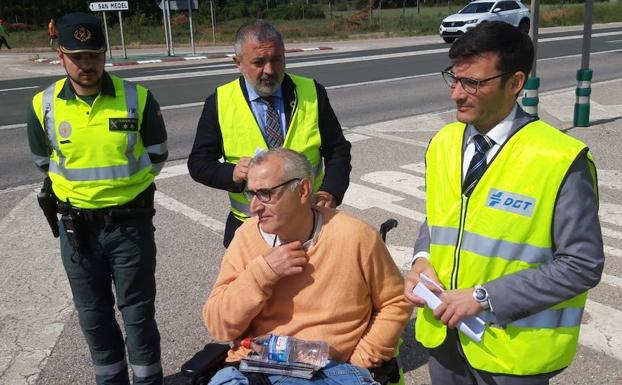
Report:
413,106,604,326
188,74,352,243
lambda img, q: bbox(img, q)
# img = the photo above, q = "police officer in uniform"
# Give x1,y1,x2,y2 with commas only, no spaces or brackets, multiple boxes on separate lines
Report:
188,19,351,247
26,13,167,385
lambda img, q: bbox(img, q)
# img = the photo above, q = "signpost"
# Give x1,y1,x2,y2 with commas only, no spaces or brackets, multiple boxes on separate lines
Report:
89,1,129,59
158,0,199,56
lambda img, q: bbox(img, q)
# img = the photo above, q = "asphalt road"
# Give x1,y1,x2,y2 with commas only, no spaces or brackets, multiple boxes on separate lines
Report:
1,26,622,190
1,25,621,385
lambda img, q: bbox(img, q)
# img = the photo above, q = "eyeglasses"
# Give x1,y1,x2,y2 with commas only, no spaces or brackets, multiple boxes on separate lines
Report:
244,178,301,203
441,66,510,95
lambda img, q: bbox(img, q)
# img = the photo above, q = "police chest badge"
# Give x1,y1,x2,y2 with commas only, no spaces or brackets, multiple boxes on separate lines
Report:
109,118,139,132
58,121,72,138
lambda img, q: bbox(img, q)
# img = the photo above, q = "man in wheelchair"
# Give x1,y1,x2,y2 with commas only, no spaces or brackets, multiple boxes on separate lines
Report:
199,148,413,385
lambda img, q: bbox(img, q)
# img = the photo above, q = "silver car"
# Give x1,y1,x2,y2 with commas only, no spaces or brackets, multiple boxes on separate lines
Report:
439,0,531,43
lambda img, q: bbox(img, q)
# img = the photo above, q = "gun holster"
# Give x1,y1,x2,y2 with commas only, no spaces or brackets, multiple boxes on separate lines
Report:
37,177,59,238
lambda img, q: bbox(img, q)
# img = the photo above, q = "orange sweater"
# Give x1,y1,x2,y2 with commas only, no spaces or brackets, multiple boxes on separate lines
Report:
203,207,413,368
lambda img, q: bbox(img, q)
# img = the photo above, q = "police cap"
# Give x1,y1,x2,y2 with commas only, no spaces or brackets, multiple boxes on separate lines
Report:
58,12,106,54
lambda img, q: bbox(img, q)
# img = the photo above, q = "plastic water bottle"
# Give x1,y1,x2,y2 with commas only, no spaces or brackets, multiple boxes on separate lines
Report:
241,335,329,368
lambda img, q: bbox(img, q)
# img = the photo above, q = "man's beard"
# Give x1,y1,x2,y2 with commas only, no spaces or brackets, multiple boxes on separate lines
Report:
252,74,283,97
68,70,102,90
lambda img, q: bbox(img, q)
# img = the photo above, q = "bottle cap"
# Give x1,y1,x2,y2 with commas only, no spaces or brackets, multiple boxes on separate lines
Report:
241,337,252,349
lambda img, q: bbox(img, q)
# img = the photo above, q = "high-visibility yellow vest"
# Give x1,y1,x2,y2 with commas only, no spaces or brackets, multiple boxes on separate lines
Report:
217,75,323,220
416,119,595,375
32,75,153,209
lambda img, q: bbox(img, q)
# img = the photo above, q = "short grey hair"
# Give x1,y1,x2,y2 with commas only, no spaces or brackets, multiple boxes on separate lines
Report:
249,148,313,183
234,19,284,57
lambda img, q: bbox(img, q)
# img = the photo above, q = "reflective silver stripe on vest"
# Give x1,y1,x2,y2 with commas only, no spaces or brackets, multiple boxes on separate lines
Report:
146,142,168,155
93,359,127,376
430,226,552,264
42,83,66,167
131,361,162,378
33,154,50,167
230,197,252,217
461,231,552,264
430,226,459,246
123,81,143,176
509,307,583,328
48,153,151,181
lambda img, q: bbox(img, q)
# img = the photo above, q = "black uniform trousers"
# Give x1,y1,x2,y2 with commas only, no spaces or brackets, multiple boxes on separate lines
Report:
59,206,162,385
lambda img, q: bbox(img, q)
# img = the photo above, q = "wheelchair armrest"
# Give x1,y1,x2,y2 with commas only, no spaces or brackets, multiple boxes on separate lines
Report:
369,357,400,385
181,343,230,385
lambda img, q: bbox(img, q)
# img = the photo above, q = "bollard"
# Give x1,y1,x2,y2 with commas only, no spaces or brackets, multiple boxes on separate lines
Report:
573,69,592,127
522,76,540,117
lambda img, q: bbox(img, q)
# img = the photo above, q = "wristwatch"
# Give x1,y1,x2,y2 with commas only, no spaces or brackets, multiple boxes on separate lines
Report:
473,285,491,310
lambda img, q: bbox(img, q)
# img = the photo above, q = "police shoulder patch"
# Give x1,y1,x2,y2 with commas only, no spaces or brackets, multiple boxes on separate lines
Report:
486,188,536,217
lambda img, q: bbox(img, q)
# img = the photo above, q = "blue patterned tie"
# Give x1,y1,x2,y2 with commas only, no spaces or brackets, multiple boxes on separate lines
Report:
261,97,283,148
463,134,494,197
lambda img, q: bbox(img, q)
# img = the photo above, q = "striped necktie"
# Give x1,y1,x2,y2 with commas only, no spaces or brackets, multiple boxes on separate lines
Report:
261,96,283,148
463,134,494,197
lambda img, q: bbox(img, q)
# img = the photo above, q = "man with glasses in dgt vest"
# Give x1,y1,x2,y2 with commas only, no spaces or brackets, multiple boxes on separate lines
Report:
404,21,604,385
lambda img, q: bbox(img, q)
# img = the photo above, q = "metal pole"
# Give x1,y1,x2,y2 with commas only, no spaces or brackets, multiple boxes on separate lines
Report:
523,0,540,116
188,0,195,55
118,11,127,59
529,0,540,77
574,0,594,127
581,1,593,69
102,12,112,60
210,0,216,45
162,1,170,56
166,0,175,55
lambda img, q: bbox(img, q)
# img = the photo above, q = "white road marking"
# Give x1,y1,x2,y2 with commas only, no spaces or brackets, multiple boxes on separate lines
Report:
160,102,204,111
155,163,190,180
600,204,622,228
155,191,225,236
598,169,622,192
602,227,622,242
352,128,429,147
541,30,622,42
124,48,451,82
400,163,426,175
343,182,426,223
0,85,39,92
361,171,427,200
580,300,622,361
0,123,26,131
604,245,622,260
326,72,438,90
601,273,622,289
344,133,370,143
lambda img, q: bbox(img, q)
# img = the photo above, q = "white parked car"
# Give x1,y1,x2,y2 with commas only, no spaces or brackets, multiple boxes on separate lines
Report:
439,0,531,43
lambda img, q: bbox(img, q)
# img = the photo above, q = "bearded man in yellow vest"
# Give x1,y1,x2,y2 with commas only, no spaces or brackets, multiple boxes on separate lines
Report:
26,13,167,385
188,19,351,248
403,22,604,385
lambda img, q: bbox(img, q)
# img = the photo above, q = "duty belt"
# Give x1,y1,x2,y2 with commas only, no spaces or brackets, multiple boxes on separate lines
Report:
57,184,156,223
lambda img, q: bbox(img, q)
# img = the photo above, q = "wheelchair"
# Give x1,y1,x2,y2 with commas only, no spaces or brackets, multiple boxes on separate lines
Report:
181,219,403,385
